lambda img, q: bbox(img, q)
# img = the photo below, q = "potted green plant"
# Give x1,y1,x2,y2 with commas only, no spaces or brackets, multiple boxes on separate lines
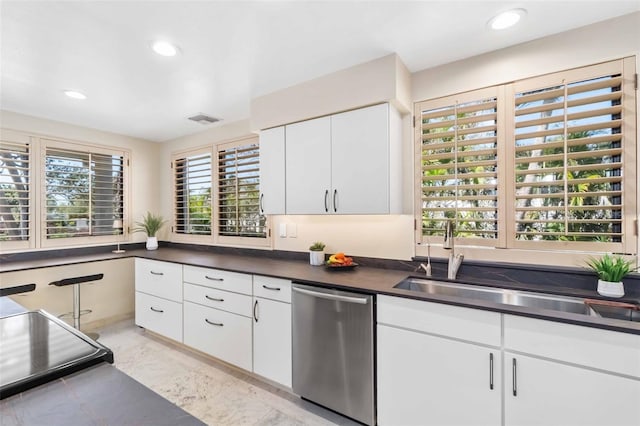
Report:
586,253,637,298
309,241,326,266
133,212,166,251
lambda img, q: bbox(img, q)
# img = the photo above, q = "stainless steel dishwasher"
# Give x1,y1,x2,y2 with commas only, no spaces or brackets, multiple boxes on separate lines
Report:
292,283,375,426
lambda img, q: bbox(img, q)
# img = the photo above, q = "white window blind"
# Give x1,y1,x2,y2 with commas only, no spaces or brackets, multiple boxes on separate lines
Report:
216,140,266,239
44,145,124,239
418,91,499,243
513,63,629,249
174,152,212,235
0,140,30,242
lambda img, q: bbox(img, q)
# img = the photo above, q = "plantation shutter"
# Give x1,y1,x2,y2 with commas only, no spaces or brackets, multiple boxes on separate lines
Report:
44,142,125,240
174,151,212,235
216,138,266,239
512,60,634,252
417,88,499,244
0,138,31,245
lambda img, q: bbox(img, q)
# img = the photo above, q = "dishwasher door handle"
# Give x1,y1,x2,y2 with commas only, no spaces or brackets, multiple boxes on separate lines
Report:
292,286,369,304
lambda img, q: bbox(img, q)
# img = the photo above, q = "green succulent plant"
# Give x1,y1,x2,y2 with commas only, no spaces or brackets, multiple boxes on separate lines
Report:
309,241,326,251
586,254,637,283
133,212,166,237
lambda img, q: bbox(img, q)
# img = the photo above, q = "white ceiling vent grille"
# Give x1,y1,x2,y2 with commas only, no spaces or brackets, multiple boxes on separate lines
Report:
188,114,221,125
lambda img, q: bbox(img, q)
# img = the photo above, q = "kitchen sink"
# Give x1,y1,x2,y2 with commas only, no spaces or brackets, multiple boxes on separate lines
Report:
394,278,640,321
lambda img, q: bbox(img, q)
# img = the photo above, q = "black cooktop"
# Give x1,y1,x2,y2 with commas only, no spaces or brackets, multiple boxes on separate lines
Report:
0,310,114,399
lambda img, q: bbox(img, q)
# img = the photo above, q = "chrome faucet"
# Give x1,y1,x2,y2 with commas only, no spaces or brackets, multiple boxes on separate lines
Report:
443,220,464,280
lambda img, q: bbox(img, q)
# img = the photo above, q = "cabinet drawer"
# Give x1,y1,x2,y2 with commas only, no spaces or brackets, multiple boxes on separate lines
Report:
377,295,501,347
135,259,182,302
183,283,252,317
135,291,182,343
253,276,292,303
504,315,640,378
183,301,252,371
183,265,252,295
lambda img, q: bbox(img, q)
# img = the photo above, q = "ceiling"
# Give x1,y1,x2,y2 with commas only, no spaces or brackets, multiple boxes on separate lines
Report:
1,1,639,142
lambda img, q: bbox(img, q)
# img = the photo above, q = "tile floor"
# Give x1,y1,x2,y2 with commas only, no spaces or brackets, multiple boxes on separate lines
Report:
95,319,360,426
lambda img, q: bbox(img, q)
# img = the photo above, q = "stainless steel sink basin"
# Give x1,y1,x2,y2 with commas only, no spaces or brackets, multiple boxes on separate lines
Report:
394,278,597,316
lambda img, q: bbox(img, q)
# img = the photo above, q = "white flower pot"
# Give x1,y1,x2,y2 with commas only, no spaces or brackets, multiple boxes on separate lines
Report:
597,279,624,298
309,251,325,266
146,236,159,251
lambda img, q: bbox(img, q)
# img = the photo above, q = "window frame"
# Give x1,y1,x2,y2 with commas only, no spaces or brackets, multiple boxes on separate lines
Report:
171,135,271,248
171,146,214,243
0,130,36,251
40,138,130,249
414,57,637,261
214,136,270,247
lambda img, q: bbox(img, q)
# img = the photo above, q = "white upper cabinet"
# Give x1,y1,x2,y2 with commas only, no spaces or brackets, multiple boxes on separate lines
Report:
331,103,396,214
259,126,286,215
285,116,332,214
283,103,401,215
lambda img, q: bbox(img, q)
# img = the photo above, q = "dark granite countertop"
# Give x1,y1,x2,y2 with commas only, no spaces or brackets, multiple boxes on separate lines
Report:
0,296,204,425
2,246,639,336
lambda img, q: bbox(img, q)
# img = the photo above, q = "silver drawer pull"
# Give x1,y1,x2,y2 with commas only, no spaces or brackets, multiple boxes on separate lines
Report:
150,306,164,313
205,319,224,327
262,285,281,291
150,271,164,276
205,295,224,302
205,275,224,281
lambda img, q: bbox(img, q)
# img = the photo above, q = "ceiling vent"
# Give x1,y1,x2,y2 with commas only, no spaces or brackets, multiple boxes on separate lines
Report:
188,114,221,125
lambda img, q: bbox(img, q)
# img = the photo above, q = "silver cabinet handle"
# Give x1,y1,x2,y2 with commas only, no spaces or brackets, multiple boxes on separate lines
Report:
512,358,517,396
292,286,368,304
324,190,329,212
150,271,164,276
205,295,224,302
262,285,281,291
333,189,338,212
253,300,259,323
150,306,164,313
259,193,264,213
205,319,224,326
205,275,224,281
489,353,494,390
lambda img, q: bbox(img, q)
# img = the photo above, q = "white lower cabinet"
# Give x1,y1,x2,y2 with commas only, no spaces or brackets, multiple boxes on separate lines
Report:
183,300,252,371
504,352,640,426
377,295,501,426
377,296,640,426
252,276,292,388
135,292,183,342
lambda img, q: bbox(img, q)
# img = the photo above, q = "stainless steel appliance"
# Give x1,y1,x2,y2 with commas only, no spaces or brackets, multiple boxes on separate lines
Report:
292,283,375,426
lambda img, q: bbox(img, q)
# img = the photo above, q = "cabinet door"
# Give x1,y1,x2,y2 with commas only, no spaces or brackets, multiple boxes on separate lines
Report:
253,297,292,388
331,103,389,214
183,301,252,371
259,126,286,215
377,324,501,426
285,116,331,214
135,292,183,343
505,352,640,426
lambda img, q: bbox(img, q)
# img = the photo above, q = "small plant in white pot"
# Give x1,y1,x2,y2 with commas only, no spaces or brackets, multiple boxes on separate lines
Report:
309,241,326,266
133,212,166,250
586,254,637,298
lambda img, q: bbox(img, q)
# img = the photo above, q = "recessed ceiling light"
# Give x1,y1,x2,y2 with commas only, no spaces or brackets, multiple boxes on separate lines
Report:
488,9,526,30
151,40,179,57
64,90,87,100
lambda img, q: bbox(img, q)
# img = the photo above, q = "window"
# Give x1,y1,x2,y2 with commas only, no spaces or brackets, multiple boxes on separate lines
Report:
0,133,32,249
416,58,637,256
173,149,212,237
418,87,499,245
215,137,268,244
42,140,127,246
